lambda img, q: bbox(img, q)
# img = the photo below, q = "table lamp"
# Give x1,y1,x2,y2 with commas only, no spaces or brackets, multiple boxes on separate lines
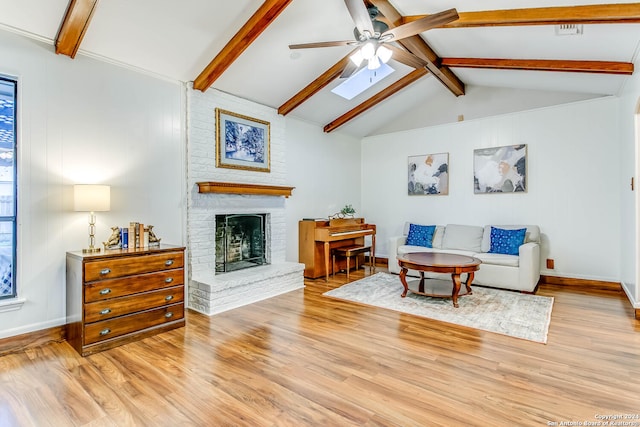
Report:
73,184,111,253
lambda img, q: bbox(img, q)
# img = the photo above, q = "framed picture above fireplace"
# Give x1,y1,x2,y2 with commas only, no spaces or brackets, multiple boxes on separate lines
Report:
215,108,270,172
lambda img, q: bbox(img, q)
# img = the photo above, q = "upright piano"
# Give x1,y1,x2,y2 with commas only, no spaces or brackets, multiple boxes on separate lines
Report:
299,217,376,281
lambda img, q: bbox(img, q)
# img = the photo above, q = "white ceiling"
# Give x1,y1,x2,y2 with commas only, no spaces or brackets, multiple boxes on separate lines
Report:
0,0,639,137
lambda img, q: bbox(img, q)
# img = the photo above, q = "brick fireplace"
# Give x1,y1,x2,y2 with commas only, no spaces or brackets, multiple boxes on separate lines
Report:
187,185,304,315
187,87,304,315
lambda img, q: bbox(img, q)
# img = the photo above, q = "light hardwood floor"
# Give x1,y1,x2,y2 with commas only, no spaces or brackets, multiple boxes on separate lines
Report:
0,266,639,426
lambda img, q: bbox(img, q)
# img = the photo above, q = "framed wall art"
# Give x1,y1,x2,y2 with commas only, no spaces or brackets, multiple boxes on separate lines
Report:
473,144,526,194
216,108,270,172
408,152,449,195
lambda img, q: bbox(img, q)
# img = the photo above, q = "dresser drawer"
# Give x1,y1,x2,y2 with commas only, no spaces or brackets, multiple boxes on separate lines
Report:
84,303,184,345
85,268,184,303
84,285,184,323
84,251,184,282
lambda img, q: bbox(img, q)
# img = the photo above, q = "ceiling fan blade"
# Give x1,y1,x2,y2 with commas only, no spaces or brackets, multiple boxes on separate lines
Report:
340,61,359,78
289,41,355,49
344,0,374,36
382,8,458,41
386,45,428,69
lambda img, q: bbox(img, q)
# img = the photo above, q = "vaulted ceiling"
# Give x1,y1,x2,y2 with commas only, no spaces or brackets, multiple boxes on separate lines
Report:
1,0,639,137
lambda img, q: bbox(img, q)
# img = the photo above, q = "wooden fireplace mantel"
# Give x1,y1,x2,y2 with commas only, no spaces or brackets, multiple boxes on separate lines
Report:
196,181,295,197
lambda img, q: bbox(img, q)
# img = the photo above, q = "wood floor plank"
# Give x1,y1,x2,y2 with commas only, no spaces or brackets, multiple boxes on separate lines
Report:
0,267,638,425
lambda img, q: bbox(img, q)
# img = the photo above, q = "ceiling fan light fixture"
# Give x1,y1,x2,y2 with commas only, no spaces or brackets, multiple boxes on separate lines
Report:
376,45,392,64
361,42,376,60
367,55,381,70
350,49,364,67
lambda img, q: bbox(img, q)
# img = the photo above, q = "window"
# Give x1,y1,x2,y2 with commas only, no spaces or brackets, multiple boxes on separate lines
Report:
0,77,16,299
331,63,395,100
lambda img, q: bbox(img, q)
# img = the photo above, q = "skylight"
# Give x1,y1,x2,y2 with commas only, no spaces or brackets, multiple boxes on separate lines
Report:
331,63,395,100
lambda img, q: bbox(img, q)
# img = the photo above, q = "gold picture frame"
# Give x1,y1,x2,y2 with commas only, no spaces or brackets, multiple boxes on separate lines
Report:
215,108,270,172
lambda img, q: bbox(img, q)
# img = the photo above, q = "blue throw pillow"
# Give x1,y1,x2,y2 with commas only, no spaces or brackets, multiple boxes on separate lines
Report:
406,224,436,248
489,227,526,255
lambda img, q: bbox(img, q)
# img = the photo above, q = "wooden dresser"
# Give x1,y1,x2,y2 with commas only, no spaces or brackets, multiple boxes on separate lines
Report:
66,244,186,356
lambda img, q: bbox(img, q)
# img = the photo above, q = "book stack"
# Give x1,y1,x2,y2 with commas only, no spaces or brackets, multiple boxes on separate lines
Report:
108,222,154,249
108,222,159,250
127,222,149,249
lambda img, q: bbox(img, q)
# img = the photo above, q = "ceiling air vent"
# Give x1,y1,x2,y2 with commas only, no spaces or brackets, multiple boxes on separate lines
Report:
555,24,583,36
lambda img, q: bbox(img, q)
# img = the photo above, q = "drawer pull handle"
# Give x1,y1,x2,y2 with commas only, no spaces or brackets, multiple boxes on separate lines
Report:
99,328,111,336
100,268,111,275
100,308,111,315
165,295,173,301
165,277,173,283
99,288,111,295
165,312,173,318
165,260,174,266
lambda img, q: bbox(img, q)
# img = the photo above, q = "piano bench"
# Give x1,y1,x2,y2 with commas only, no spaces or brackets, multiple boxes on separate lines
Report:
332,245,375,281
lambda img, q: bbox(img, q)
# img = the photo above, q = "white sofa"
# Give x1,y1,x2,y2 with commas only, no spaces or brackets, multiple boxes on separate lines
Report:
388,223,541,292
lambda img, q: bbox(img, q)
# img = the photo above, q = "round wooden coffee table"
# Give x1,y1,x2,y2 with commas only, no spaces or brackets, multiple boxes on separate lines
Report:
397,252,481,308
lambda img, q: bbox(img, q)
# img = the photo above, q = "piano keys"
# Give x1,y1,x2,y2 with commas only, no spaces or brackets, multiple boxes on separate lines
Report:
299,218,376,281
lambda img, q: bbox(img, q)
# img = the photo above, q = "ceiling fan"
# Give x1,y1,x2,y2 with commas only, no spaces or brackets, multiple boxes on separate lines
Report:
289,0,459,78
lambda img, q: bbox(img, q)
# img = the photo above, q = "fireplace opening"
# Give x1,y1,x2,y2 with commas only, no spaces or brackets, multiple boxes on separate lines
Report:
215,214,267,273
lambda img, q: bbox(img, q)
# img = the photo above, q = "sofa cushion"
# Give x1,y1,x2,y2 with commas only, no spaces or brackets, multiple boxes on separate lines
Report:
432,226,445,249
481,225,540,252
405,224,436,247
441,224,484,252
473,252,519,267
488,227,526,255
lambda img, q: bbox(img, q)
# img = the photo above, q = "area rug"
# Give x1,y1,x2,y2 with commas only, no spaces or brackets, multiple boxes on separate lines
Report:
323,272,553,343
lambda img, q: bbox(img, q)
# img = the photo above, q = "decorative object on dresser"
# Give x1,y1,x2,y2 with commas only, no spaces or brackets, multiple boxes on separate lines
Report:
73,184,111,253
65,244,186,356
102,223,162,250
299,217,375,281
215,108,270,172
148,225,161,247
103,226,121,249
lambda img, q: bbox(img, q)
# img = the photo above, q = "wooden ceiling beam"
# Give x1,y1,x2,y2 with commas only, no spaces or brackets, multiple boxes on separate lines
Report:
55,0,99,58
369,0,465,97
280,0,466,118
193,0,294,92
324,68,428,133
402,3,640,28
441,58,634,75
278,54,354,116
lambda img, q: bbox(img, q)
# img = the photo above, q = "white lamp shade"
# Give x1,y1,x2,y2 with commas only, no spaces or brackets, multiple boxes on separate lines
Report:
377,45,392,64
361,42,375,60
349,49,364,67
73,185,111,212
367,55,381,70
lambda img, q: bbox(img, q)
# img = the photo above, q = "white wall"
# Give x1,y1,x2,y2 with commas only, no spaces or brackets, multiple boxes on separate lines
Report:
618,57,640,308
362,97,622,282
284,119,361,262
0,30,185,338
370,84,602,136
